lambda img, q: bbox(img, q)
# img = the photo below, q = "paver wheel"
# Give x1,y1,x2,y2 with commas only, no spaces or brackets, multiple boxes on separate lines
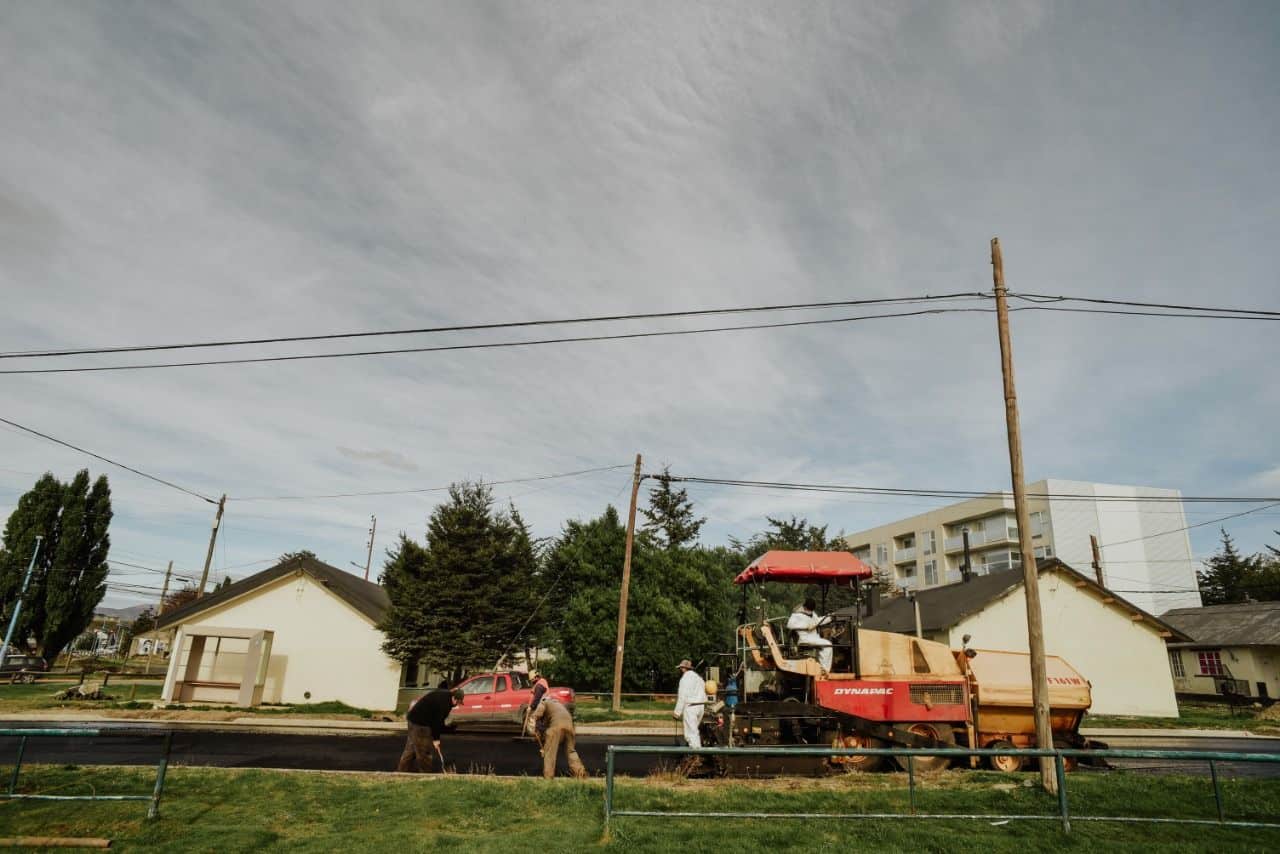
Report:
986,739,1025,773
893,723,954,772
830,733,883,773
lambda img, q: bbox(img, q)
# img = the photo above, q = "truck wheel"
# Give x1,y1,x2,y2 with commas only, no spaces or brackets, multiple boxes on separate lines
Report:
986,740,1025,773
894,723,954,773
830,733,882,773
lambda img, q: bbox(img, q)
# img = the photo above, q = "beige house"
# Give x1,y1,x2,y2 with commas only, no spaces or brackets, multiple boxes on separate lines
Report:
1161,601,1280,703
838,559,1187,717
156,555,401,710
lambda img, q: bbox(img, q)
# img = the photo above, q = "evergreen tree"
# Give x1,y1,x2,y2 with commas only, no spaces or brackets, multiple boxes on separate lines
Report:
378,482,538,679
0,470,111,662
640,468,706,549
544,506,737,692
1197,529,1279,605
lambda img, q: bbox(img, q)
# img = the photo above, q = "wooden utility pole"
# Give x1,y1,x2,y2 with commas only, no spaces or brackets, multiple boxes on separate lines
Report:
145,561,173,675
611,454,644,712
1090,535,1105,587
363,516,377,581
197,494,227,598
992,237,1057,793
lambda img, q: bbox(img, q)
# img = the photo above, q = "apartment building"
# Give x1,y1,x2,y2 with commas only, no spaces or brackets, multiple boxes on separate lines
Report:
843,479,1202,615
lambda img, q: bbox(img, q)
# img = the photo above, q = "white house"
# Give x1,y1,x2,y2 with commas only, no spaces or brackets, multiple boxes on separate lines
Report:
1161,601,1280,703
155,555,401,710
838,559,1188,717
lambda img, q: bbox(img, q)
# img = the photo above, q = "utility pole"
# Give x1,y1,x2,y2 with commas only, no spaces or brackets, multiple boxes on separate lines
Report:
611,454,643,713
992,237,1057,793
363,516,377,581
1090,535,1105,588
145,560,173,675
910,591,923,638
0,537,43,673
962,528,973,582
197,494,227,598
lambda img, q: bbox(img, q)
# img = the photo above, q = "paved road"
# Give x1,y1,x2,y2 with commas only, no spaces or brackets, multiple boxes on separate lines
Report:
1,722,1277,779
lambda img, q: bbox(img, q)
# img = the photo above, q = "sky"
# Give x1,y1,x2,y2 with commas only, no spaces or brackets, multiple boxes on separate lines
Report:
1,1,1277,609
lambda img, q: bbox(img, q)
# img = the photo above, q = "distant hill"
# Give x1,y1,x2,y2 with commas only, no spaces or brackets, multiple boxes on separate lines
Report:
95,604,149,621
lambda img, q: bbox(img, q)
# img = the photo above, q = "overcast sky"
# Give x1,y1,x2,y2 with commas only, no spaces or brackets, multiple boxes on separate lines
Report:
2,2,1277,608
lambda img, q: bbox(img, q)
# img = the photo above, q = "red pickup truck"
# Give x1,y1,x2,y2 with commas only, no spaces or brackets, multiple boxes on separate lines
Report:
447,671,575,728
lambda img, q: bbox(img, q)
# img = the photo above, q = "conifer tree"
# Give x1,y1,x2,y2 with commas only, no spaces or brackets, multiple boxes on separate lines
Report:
640,467,705,549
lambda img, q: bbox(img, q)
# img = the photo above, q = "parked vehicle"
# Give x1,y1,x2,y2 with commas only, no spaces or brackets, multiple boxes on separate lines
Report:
448,671,575,728
1,654,48,683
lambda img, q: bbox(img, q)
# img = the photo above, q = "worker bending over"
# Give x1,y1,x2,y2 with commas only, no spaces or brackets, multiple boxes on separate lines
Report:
787,597,833,672
673,658,706,748
398,687,463,773
528,697,587,779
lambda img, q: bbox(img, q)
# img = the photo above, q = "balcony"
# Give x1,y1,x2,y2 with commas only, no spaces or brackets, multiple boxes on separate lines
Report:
944,526,1018,553
894,547,917,564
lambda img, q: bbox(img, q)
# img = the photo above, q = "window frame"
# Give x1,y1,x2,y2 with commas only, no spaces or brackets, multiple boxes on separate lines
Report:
1196,650,1226,677
1168,650,1185,679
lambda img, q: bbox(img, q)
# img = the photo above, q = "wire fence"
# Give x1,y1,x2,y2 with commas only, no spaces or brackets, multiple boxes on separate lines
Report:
603,744,1280,834
1,727,173,819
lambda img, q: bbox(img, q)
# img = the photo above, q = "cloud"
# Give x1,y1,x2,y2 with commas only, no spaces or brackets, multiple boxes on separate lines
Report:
336,446,420,472
0,2,1276,606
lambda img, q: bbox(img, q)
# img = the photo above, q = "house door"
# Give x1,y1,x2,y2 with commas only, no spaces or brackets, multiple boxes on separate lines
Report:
1259,682,1269,699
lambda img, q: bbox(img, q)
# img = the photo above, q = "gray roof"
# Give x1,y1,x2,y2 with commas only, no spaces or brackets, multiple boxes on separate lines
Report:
835,558,1186,640
156,554,390,630
1161,601,1280,647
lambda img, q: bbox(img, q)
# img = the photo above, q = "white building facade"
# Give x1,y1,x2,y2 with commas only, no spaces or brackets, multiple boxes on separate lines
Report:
843,478,1201,615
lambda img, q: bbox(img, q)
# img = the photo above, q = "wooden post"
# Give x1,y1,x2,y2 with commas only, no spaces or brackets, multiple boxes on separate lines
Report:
363,516,377,581
197,495,226,598
1090,535,1105,588
145,561,173,676
992,237,1057,793
611,454,643,712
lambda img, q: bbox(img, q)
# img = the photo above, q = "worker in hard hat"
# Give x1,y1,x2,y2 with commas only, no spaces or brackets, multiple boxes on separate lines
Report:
673,658,706,749
787,597,833,672
528,696,587,779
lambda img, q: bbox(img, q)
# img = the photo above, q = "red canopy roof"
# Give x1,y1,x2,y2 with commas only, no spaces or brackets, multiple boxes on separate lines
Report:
733,550,875,586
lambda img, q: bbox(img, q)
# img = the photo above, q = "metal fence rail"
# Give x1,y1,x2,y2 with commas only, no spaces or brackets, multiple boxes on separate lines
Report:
603,744,1280,834
1,727,173,819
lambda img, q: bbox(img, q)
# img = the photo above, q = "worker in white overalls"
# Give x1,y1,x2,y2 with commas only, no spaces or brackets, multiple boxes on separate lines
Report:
787,597,833,672
673,658,706,748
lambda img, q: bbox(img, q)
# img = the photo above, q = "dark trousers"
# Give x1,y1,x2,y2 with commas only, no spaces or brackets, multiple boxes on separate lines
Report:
396,722,442,772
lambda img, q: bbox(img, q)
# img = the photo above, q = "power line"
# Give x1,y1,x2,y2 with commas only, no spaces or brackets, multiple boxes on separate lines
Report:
1099,502,1280,549
1010,292,1280,317
230,463,632,501
0,304,996,376
660,473,1279,504
0,416,216,504
0,293,988,360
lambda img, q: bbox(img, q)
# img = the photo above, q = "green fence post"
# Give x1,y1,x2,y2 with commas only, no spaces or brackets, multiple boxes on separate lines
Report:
7,736,26,796
1209,760,1224,822
604,747,615,832
908,755,916,815
147,731,173,819
1055,753,1070,834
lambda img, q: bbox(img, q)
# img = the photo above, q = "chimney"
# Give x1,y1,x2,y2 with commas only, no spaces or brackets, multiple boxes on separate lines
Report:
961,528,973,582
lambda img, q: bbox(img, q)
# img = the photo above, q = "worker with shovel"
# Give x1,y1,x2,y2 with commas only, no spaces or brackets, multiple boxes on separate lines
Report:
397,686,463,773
527,696,587,779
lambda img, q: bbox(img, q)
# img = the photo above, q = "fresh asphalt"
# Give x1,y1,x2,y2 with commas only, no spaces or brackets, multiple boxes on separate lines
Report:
1,721,1277,779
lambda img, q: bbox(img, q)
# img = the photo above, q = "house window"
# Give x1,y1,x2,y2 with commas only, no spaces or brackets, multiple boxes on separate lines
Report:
1030,511,1046,538
876,544,888,567
1168,651,1185,679
923,530,937,556
1034,545,1054,560
1197,650,1226,677
923,560,938,586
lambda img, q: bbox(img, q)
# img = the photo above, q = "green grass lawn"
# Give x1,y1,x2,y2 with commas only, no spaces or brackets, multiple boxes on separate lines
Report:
1086,701,1280,735
0,765,1275,852
0,683,384,719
